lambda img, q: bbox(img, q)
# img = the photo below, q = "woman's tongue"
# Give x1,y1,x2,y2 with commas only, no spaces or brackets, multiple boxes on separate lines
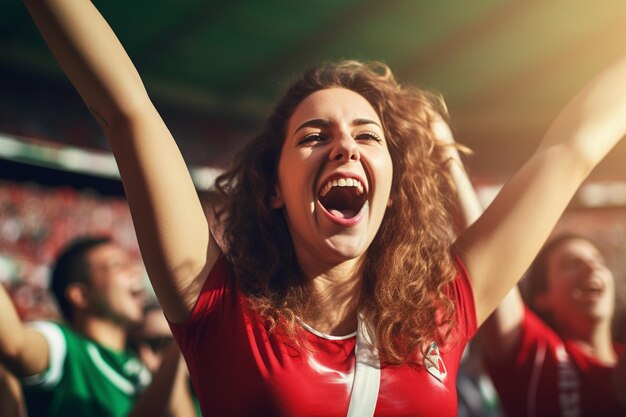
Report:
329,208,357,219
320,187,359,219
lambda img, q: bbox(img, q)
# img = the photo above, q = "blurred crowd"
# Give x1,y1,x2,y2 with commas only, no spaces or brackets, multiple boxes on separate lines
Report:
0,180,139,321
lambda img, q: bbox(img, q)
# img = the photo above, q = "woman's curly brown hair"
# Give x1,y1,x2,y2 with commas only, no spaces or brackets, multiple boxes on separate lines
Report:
215,60,459,365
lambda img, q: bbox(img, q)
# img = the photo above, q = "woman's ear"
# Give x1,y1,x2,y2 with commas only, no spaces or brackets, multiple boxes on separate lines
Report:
65,283,90,310
270,185,284,208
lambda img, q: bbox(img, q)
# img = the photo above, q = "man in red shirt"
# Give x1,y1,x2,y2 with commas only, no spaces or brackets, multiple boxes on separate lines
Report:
481,234,626,417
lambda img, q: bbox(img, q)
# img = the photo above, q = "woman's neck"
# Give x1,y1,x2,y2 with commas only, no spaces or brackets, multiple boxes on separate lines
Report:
302,261,364,336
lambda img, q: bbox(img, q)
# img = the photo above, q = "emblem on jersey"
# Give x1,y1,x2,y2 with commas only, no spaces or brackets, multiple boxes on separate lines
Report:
423,342,447,382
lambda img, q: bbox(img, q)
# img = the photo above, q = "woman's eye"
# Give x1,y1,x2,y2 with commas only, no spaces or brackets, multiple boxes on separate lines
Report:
356,132,382,142
299,133,326,144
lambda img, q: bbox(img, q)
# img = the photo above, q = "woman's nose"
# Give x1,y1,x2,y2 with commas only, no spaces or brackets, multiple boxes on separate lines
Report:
329,133,360,162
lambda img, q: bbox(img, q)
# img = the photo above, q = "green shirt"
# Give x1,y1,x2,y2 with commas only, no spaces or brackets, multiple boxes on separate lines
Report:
23,321,151,417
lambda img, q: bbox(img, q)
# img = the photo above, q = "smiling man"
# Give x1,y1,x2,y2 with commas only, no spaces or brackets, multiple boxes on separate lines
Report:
481,234,626,417
0,236,151,417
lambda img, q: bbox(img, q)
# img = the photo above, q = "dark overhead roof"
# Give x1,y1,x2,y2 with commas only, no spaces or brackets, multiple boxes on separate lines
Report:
2,0,626,181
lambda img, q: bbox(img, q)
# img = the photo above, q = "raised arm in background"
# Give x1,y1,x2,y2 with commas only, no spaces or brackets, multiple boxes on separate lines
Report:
22,0,219,323
454,55,626,326
0,283,49,378
435,115,526,367
433,116,483,229
436,117,506,417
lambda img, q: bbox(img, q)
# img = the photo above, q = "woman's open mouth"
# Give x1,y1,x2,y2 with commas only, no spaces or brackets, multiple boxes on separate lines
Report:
317,176,367,223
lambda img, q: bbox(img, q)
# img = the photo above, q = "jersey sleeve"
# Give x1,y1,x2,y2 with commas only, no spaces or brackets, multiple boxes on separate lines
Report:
21,321,67,389
169,255,237,350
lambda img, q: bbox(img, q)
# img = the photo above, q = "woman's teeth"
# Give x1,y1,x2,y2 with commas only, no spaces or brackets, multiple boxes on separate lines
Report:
319,178,364,197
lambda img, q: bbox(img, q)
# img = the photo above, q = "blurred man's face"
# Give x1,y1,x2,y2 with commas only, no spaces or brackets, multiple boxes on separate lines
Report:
85,243,146,327
539,238,615,334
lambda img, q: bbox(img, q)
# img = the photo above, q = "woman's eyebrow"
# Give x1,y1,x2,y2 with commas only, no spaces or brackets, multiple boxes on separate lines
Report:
353,118,382,129
294,118,381,134
294,118,330,133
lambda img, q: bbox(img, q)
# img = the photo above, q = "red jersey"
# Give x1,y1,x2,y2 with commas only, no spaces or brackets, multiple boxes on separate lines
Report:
485,306,626,417
170,256,477,417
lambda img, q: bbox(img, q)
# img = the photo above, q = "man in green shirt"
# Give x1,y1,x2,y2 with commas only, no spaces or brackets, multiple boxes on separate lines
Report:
0,236,193,417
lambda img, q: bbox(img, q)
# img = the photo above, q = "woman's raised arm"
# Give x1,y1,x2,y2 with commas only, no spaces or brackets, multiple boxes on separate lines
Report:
23,0,219,322
456,54,626,326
